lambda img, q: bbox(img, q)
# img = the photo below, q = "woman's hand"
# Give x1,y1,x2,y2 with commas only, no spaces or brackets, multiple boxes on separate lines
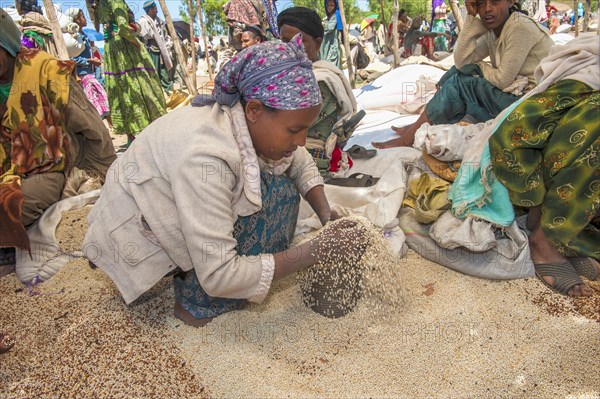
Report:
272,217,369,280
465,0,478,16
311,218,369,265
330,209,342,222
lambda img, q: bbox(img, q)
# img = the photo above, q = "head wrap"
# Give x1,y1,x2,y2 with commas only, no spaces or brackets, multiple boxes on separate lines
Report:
16,0,42,14
243,25,266,41
324,0,343,30
198,35,321,110
64,7,81,22
277,7,324,39
143,0,157,12
411,15,424,30
0,8,23,57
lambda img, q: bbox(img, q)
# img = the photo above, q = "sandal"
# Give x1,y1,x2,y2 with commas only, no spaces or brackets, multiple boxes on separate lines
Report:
534,261,588,296
326,173,379,188
346,145,377,159
0,333,15,354
570,257,600,281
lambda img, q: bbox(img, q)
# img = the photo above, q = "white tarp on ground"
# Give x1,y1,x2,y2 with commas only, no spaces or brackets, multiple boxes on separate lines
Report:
352,64,447,113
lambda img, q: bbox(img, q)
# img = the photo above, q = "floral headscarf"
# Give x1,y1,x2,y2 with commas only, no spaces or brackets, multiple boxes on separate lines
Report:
208,35,321,111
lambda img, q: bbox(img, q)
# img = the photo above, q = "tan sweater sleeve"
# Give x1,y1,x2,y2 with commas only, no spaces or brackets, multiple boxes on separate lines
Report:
63,79,117,182
288,147,324,197
477,15,549,90
171,153,274,303
454,15,490,68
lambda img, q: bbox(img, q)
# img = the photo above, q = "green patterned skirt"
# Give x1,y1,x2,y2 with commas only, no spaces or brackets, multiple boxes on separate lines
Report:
490,80,600,258
103,38,167,136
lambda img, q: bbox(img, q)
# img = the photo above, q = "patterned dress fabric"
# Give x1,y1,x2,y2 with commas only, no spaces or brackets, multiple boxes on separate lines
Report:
173,172,300,319
74,33,110,118
431,19,448,52
97,0,166,136
0,49,74,251
490,80,600,258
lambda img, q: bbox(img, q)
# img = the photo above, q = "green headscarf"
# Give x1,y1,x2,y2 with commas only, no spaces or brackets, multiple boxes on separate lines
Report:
0,8,22,57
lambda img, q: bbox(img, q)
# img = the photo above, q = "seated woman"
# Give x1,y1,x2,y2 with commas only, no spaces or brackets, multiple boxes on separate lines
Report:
240,25,266,50
0,9,116,272
403,15,449,59
374,0,553,149
489,34,599,297
83,38,367,327
277,7,357,177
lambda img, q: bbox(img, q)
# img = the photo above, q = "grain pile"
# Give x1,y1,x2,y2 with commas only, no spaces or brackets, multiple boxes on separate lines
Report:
55,206,91,253
1,207,599,398
299,217,405,318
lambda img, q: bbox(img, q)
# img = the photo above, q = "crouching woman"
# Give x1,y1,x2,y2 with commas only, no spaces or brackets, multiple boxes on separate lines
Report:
84,37,364,326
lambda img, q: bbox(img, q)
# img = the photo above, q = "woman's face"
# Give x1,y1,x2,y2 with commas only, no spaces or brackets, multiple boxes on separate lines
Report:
75,10,87,27
476,0,512,33
241,32,261,49
326,0,336,15
245,100,320,161
279,25,322,62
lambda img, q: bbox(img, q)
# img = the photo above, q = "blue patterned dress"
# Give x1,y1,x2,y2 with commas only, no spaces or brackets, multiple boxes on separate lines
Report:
173,172,300,319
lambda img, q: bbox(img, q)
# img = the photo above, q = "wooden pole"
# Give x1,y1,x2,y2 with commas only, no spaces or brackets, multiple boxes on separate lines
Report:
392,0,400,68
337,0,355,89
449,0,464,33
157,0,196,94
197,1,215,81
574,0,579,36
42,0,68,59
186,0,198,92
379,0,387,36
583,0,591,32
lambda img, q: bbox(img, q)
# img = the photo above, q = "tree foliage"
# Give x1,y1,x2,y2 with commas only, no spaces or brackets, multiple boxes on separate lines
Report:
290,0,363,24
179,0,228,36
366,0,430,26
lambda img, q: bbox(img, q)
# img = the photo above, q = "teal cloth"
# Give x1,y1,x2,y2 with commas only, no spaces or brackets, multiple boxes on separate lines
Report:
0,9,22,57
426,65,520,125
447,98,529,227
320,16,341,68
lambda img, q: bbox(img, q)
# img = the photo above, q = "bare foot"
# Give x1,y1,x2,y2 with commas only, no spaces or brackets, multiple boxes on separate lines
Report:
174,301,214,328
372,135,415,149
529,226,592,297
0,333,15,354
0,265,15,278
391,125,410,135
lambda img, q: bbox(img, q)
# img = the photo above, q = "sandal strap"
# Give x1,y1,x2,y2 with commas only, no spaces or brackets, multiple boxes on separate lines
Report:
570,257,600,281
534,261,585,295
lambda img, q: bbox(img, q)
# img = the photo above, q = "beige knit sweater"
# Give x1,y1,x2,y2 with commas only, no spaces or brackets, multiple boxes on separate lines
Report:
84,103,323,305
454,13,553,92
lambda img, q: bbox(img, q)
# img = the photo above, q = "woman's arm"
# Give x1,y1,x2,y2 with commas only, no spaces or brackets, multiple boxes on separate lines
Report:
113,0,140,46
454,2,490,68
304,184,332,226
477,17,543,90
63,80,116,181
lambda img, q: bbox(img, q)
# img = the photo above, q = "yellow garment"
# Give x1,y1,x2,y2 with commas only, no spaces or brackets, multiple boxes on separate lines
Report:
0,48,74,250
403,173,451,224
165,89,193,112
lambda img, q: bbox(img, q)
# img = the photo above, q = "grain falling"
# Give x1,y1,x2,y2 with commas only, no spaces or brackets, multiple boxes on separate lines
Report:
299,216,406,319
